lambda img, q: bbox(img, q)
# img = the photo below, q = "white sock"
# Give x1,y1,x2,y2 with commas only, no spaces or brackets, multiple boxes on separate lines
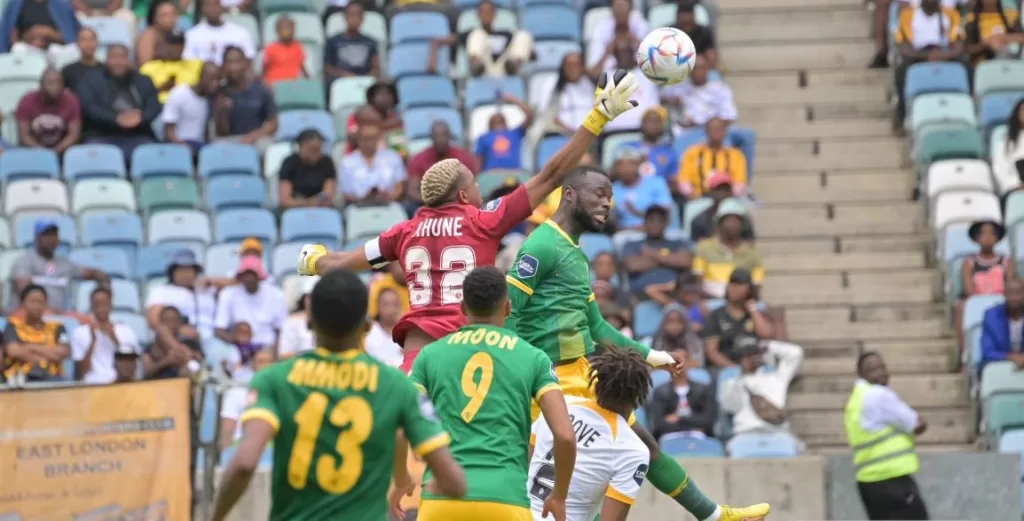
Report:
702,505,722,521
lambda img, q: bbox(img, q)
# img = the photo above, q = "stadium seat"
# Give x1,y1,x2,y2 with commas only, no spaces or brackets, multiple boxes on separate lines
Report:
476,169,530,195
981,361,1024,399
943,224,1010,265
271,242,305,278
72,179,137,215
522,5,581,41
262,142,294,181
688,367,711,385
328,76,377,113
147,210,212,246
206,242,246,277
396,76,457,110
69,247,133,280
131,144,193,180
925,159,994,200
0,81,36,114
4,179,70,216
258,0,314,15
0,148,60,182
986,393,1024,437
0,216,11,249
344,203,407,243
579,233,614,260
536,135,569,167
273,79,326,111
647,2,709,27
276,110,336,143
198,143,261,178
225,13,260,45
529,40,580,73
633,300,663,338
63,144,127,181
457,7,517,32
404,107,464,142
138,177,200,215
980,92,1024,138
908,93,976,133
136,243,205,280
15,214,76,248
0,249,24,282
110,310,152,343
975,60,1024,99
263,12,323,46
389,11,450,45
467,104,526,144
914,126,984,171
728,432,801,458
206,175,267,211
215,208,278,245
76,279,141,313
903,61,970,100
611,229,644,253
0,53,47,82
387,43,449,79
81,17,133,48
465,77,527,110
280,208,343,245
601,132,644,168
659,435,725,457
80,210,144,254
931,191,1001,231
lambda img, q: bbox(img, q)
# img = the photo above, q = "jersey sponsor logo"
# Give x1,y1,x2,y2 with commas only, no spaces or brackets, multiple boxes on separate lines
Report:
418,393,439,422
482,198,502,212
633,463,649,486
517,254,539,278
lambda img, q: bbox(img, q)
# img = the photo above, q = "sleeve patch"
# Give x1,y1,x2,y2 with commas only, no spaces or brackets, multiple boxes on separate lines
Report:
418,393,440,422
483,198,503,212
549,364,559,382
516,254,539,279
633,463,649,486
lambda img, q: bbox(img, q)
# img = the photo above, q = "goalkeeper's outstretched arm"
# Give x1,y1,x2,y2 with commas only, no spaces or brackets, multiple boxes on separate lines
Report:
584,298,680,369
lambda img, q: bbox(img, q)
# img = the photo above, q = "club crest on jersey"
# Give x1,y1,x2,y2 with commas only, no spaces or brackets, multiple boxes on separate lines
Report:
483,198,502,212
517,255,538,278
634,463,649,486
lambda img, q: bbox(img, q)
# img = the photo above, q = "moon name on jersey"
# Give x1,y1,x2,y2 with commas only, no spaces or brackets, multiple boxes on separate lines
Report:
571,414,602,448
413,217,465,238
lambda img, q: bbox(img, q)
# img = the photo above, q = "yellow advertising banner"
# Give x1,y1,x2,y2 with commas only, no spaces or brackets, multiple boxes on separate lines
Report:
0,378,192,521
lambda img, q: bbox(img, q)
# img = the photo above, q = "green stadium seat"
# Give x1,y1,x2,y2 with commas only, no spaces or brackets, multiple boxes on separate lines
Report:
986,393,1024,438
138,177,200,215
273,79,326,111
975,60,1024,99
915,126,984,172
909,93,976,134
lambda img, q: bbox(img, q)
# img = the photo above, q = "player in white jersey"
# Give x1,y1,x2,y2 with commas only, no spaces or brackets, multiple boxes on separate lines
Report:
527,348,653,521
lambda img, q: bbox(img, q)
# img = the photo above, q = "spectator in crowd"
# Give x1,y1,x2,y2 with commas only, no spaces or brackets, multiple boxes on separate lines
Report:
701,268,774,367
61,28,101,92
0,0,80,53
599,301,632,337
145,305,203,378
368,262,410,320
592,251,631,305
183,0,256,64
1006,98,1024,164
869,0,893,67
204,237,277,289
662,55,737,131
721,335,804,449
219,347,274,449
694,201,764,299
365,288,404,367
650,303,704,365
893,0,965,133
407,121,476,207
956,220,1012,347
77,44,161,159
674,1,718,67
140,28,201,103
677,118,747,198
222,321,264,380
136,0,180,65
593,280,631,323
648,359,716,440
3,285,70,382
71,0,135,33
163,61,219,154
610,147,673,230
339,122,406,205
980,279,1024,373
645,272,708,330
15,67,81,155
966,0,1024,65
627,106,677,182
622,206,691,290
475,93,533,171
344,80,404,155
111,342,141,382
71,287,140,384
214,256,287,347
586,0,647,72
278,278,316,358
690,173,756,243
263,16,308,85
279,129,337,209
212,45,278,152
536,52,599,134
12,219,107,315
463,0,533,77
145,250,216,341
323,2,379,82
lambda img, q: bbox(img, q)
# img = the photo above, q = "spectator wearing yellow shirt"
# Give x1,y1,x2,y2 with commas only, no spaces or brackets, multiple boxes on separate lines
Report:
139,29,202,103
367,262,410,319
966,0,1024,65
692,198,763,298
676,117,747,199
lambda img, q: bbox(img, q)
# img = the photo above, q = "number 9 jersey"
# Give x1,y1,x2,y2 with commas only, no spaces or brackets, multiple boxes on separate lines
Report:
363,185,533,359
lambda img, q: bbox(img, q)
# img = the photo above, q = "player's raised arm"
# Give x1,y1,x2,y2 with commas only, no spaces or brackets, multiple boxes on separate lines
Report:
297,224,403,276
584,296,682,370
522,70,640,208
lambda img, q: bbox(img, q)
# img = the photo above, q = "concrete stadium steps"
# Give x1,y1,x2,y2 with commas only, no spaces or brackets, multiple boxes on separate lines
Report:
752,202,923,236
722,40,875,72
762,250,926,271
756,234,930,255
752,170,915,204
762,271,938,307
789,374,968,405
717,7,868,43
791,408,974,446
719,0,861,12
756,138,907,172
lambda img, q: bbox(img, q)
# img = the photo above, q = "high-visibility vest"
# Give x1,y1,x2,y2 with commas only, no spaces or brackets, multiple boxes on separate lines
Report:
844,381,920,483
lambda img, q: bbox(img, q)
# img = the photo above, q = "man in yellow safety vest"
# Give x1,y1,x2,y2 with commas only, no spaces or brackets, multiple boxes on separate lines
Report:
844,351,930,520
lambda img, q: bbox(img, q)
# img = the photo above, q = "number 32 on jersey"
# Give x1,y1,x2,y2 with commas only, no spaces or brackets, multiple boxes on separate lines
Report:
404,246,476,306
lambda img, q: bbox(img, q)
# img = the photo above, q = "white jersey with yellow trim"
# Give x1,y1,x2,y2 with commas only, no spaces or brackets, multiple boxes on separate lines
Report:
527,395,651,521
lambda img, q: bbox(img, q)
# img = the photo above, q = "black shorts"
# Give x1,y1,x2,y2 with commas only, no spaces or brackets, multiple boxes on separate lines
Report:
857,474,929,520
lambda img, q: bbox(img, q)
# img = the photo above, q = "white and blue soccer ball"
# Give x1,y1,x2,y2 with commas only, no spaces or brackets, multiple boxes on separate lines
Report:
636,27,697,86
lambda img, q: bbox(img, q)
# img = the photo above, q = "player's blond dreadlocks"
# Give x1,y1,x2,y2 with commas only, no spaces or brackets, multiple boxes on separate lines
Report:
420,158,466,207
588,347,652,413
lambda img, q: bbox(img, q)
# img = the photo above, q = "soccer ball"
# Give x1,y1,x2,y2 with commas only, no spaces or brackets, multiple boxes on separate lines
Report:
636,27,696,86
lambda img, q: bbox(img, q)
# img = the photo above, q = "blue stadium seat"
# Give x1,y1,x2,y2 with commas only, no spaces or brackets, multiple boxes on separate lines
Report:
396,76,457,110
136,243,206,280
147,210,212,246
63,144,127,181
632,300,663,338
271,242,305,278
280,208,343,245
727,432,801,458
0,148,60,182
651,369,671,391
206,243,246,276
579,233,614,260
389,11,450,45
215,208,278,245
275,110,336,143
81,17,133,48
404,107,464,141
343,203,407,243
198,143,261,178
522,5,581,41
69,247,133,280
387,43,449,79
465,77,527,109
15,214,76,249
980,92,1024,138
903,61,970,100
660,435,725,457
688,367,711,385
131,144,193,180
206,175,267,211
76,279,141,313
530,40,580,72
79,211,144,254
535,135,569,167
110,311,151,344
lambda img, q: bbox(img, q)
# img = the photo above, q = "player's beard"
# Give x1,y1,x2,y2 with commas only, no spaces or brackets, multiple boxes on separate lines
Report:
574,199,604,233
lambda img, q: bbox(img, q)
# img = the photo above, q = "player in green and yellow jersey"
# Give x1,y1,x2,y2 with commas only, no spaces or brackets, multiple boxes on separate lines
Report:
505,165,771,521
394,266,578,521
210,270,467,521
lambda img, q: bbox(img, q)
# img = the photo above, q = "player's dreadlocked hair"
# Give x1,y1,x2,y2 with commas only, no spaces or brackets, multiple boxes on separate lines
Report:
421,158,466,207
588,347,652,413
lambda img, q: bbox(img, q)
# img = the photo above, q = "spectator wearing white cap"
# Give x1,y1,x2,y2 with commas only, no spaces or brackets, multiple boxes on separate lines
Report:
278,276,317,358
213,256,287,347
72,286,141,384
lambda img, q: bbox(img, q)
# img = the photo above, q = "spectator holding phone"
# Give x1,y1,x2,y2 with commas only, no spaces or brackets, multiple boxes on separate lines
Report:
474,92,533,171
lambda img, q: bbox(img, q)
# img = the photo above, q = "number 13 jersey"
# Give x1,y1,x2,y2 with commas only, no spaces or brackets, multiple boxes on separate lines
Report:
363,185,533,351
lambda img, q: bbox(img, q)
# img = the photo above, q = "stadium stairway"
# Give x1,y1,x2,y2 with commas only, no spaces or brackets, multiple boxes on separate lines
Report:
721,0,974,450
